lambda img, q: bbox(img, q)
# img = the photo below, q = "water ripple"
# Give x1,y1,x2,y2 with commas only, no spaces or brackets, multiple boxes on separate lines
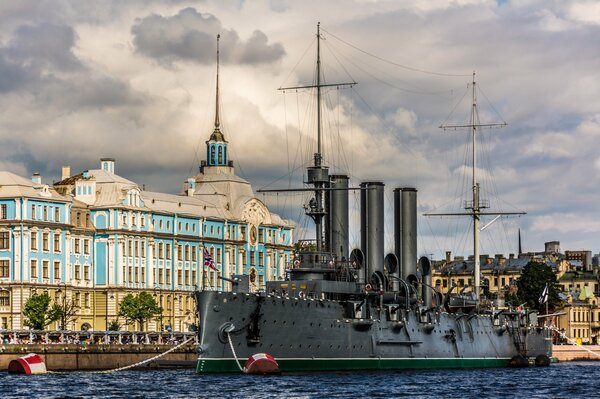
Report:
0,362,596,399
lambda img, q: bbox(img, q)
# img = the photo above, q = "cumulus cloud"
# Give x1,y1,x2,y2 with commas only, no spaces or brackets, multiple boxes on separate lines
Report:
391,107,418,134
131,7,285,65
6,23,81,70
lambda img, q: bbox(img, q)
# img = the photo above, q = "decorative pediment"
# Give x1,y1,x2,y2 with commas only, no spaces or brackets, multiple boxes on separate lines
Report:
241,199,271,226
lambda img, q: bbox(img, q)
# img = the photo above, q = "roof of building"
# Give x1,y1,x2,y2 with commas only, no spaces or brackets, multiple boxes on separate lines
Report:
0,171,70,202
193,165,291,227
141,190,223,219
559,270,600,281
438,255,555,275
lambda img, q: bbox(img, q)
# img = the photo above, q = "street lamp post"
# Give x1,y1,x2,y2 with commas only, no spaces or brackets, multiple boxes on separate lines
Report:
56,282,67,330
104,291,110,331
153,286,163,331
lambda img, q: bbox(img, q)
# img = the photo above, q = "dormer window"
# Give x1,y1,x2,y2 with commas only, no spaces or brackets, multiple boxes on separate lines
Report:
126,189,141,207
39,185,51,198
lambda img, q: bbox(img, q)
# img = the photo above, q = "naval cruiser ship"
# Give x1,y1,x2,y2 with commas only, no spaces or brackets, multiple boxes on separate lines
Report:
194,25,552,373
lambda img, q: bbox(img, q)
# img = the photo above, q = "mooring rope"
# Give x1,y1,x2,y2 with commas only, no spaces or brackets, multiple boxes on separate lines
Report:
45,336,196,374
91,336,196,374
549,325,600,359
226,331,244,372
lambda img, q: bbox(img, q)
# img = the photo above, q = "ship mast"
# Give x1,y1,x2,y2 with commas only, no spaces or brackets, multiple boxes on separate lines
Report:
313,22,325,250
470,72,482,301
429,72,520,301
273,23,355,252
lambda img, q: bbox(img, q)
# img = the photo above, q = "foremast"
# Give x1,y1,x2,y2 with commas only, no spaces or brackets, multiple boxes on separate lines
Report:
275,23,355,253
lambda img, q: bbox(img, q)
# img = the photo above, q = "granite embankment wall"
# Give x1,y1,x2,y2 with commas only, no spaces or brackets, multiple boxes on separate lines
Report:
0,344,197,371
553,345,600,362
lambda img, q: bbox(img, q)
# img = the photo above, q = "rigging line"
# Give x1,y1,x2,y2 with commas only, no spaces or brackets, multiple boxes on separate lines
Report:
321,27,471,78
279,36,317,89
294,89,305,185
350,87,419,161
321,39,356,83
439,84,471,127
257,161,313,192
284,89,290,181
325,38,463,96
477,85,507,125
187,69,216,178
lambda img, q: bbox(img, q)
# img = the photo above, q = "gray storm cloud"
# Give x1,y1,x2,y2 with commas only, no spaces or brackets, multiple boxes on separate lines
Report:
131,7,285,65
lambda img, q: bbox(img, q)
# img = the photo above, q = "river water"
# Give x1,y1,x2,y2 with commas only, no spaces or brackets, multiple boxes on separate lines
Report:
0,362,594,398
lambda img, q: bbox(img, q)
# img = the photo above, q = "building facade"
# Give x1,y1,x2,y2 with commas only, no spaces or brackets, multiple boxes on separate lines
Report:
0,139,293,333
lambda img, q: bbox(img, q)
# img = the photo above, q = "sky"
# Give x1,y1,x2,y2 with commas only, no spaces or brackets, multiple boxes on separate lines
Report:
0,0,599,260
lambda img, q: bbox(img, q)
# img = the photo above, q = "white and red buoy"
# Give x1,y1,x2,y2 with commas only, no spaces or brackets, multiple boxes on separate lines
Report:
243,353,279,374
8,353,47,375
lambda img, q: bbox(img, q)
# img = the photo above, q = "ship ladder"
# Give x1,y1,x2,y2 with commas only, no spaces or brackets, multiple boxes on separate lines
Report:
507,318,524,355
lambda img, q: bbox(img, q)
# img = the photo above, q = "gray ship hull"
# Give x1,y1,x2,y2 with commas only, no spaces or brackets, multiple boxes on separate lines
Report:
195,291,552,373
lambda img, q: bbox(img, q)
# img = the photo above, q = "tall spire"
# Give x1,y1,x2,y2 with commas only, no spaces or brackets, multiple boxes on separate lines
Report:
210,34,225,143
206,33,228,168
214,34,221,131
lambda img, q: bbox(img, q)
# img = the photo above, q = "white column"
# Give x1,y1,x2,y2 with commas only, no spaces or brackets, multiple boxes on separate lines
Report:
13,230,21,282
148,239,155,288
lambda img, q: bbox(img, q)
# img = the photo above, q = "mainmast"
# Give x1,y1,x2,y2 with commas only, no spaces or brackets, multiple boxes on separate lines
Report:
470,72,482,301
429,72,518,301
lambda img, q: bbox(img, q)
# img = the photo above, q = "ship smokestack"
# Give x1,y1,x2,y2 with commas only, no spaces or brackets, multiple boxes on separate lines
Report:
395,188,417,282
361,182,385,283
329,175,349,260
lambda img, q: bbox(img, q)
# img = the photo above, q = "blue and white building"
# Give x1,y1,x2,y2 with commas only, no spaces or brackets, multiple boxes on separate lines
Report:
0,130,293,332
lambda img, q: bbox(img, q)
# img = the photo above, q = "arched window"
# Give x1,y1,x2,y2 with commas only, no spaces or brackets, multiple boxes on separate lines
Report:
210,146,216,164
218,147,223,164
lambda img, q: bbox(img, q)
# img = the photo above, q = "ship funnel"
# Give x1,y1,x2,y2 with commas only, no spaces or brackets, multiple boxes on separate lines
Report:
360,182,385,287
394,188,417,284
328,175,349,260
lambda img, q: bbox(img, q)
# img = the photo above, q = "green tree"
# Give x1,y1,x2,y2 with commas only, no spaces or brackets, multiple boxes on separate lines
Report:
513,261,561,312
118,292,162,330
55,299,79,330
23,293,62,330
107,319,121,331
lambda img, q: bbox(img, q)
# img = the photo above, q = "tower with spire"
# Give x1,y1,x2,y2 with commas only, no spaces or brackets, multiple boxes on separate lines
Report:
205,34,230,169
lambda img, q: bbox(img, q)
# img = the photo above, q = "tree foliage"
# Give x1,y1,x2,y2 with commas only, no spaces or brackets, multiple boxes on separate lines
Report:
23,293,62,330
107,320,121,331
118,292,162,330
55,299,79,330
513,261,561,312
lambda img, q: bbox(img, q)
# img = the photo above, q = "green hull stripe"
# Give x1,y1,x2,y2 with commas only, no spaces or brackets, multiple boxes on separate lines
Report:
196,357,510,373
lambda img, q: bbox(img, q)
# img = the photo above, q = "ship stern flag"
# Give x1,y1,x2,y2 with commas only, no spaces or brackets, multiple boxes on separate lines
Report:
539,283,549,305
203,247,217,271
